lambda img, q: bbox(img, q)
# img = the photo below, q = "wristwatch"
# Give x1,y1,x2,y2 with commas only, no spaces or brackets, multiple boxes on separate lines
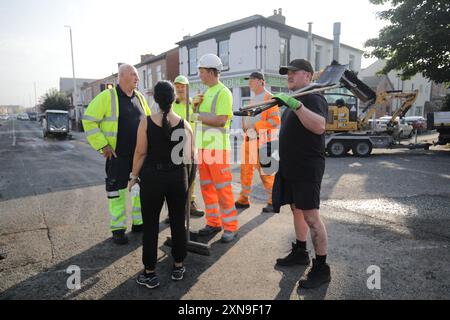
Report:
129,173,140,182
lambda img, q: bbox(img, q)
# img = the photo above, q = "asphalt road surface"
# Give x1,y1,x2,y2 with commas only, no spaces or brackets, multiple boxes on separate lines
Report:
1,118,449,300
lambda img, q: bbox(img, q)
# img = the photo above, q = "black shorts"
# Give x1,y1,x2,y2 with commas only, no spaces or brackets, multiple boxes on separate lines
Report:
279,179,321,211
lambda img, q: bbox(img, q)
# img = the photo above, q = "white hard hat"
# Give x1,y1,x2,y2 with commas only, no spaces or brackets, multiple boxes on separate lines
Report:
197,53,223,71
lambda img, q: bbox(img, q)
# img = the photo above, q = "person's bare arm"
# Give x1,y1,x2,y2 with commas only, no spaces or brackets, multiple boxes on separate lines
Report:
128,118,148,191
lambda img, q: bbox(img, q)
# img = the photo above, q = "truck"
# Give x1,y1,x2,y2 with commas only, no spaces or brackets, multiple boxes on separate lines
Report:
42,109,70,139
427,111,450,145
323,75,430,157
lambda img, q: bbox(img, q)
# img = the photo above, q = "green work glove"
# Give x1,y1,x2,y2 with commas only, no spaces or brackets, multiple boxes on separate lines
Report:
272,93,301,110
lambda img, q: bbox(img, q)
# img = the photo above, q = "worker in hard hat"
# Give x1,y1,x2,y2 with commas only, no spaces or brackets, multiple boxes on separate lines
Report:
236,71,280,213
169,75,205,217
191,53,238,243
82,64,151,245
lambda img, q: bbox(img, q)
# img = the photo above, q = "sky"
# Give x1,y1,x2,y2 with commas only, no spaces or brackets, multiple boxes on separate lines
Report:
0,0,391,108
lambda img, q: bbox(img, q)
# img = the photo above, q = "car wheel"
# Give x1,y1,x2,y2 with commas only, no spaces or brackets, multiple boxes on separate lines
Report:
352,141,372,157
327,140,346,157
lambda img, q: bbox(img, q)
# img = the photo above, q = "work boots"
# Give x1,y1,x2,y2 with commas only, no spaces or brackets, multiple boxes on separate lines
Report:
276,242,311,266
112,229,129,245
190,201,205,217
298,259,331,289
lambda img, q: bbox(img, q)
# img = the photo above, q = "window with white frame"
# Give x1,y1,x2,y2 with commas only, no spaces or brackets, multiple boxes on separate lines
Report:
189,47,197,76
218,40,230,71
315,45,322,71
157,65,162,81
147,68,153,89
143,70,147,89
280,37,289,67
349,54,355,71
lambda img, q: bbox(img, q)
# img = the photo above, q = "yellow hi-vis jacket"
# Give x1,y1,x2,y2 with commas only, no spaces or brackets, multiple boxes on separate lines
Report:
82,88,151,152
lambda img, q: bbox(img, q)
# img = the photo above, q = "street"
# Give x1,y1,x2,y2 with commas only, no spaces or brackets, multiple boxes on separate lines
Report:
0,118,449,300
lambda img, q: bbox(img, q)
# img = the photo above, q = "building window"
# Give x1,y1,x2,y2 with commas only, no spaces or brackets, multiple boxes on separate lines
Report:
271,86,289,93
349,54,355,71
143,70,147,89
157,65,162,81
315,45,322,71
280,37,289,67
241,87,250,98
415,106,423,116
147,69,153,89
218,40,230,71
189,47,197,76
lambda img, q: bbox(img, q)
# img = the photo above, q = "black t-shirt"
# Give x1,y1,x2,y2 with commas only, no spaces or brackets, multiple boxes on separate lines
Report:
115,85,144,157
279,93,328,182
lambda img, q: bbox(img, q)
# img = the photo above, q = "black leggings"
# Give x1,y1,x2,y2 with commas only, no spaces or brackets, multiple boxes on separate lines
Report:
139,165,188,270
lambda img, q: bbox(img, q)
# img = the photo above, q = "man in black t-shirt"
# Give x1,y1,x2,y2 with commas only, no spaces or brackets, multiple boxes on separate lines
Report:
272,59,331,289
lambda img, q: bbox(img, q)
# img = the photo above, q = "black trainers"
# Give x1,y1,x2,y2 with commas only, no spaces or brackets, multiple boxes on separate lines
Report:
171,265,186,281
112,230,128,245
190,201,205,217
262,204,275,213
235,201,250,209
131,224,144,233
298,259,331,289
136,272,160,289
276,243,310,266
198,225,222,236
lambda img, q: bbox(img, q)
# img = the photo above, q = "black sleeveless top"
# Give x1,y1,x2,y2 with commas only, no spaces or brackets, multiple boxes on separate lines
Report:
144,116,186,167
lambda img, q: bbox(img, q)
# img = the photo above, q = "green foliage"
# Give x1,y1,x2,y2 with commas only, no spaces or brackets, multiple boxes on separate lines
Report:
365,0,450,83
40,89,71,112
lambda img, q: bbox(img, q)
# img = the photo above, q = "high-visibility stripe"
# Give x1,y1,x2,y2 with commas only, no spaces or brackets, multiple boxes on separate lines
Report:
200,126,228,134
215,181,231,190
200,180,213,186
267,119,278,127
83,115,101,123
109,89,117,119
86,128,101,136
222,216,238,223
110,210,126,222
103,116,117,122
111,221,126,229
132,215,142,221
132,207,141,213
206,204,219,210
222,207,237,216
210,88,225,114
104,132,117,137
207,213,221,218
242,185,252,191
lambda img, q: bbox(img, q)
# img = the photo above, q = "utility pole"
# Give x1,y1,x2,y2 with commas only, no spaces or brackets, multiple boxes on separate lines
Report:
34,82,38,112
64,25,78,128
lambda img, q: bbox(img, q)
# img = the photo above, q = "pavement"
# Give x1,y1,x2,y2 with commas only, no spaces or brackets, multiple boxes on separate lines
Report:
0,118,449,300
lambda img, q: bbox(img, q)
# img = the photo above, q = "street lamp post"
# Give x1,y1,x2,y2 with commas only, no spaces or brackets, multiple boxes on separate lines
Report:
64,25,78,127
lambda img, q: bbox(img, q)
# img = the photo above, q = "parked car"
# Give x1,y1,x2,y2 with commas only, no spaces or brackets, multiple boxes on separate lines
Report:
405,116,427,134
378,116,414,138
17,113,30,121
0,114,9,121
27,112,38,121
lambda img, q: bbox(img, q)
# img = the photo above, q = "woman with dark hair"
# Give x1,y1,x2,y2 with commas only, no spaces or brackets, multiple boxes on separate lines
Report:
128,80,194,289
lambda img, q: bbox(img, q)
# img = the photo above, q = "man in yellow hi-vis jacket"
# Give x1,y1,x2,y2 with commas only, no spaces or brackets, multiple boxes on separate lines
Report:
82,64,151,245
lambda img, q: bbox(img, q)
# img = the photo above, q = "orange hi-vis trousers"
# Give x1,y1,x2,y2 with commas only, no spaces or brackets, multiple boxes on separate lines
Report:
237,136,274,205
198,149,238,232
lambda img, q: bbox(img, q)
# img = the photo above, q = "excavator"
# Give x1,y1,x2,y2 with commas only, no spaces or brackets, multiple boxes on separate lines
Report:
235,61,431,157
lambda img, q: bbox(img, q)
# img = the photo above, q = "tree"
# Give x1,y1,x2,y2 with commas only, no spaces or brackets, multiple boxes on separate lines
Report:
364,0,450,83
40,88,71,112
443,94,450,111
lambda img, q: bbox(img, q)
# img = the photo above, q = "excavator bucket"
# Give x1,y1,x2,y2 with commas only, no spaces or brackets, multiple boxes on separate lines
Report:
340,69,377,103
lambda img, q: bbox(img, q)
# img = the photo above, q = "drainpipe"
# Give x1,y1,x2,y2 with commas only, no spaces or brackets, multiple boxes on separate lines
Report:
333,22,341,62
307,22,313,61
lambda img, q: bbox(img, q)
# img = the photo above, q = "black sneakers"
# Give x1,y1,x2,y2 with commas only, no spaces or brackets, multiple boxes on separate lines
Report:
136,272,160,289
112,230,128,245
171,265,186,281
276,242,311,266
298,259,331,289
190,201,205,217
262,204,275,213
198,225,222,236
235,201,250,209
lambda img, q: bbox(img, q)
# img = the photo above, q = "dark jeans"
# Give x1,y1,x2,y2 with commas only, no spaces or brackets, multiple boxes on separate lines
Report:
139,165,188,270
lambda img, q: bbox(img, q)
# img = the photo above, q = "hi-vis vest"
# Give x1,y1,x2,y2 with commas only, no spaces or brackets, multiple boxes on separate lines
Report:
196,83,233,150
82,88,151,152
245,91,281,147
